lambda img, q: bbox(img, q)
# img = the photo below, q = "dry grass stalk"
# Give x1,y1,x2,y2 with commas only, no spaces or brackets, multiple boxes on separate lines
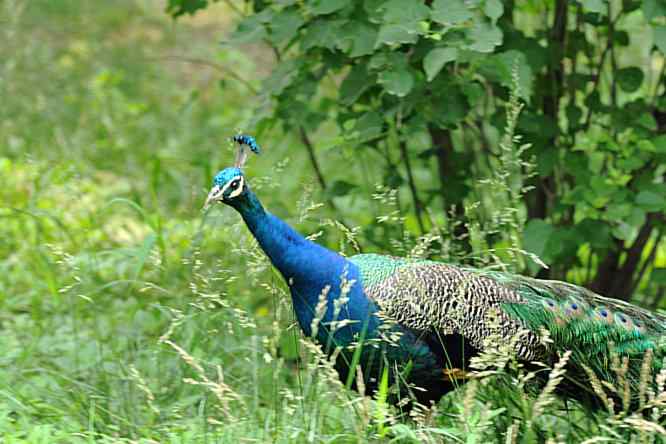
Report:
582,364,615,415
532,350,571,418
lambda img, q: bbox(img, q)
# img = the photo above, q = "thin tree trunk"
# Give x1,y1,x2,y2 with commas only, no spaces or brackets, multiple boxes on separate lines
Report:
590,213,662,300
399,141,426,234
529,0,567,278
429,126,470,251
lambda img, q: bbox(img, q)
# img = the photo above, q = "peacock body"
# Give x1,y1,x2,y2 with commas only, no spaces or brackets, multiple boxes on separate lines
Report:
205,136,666,408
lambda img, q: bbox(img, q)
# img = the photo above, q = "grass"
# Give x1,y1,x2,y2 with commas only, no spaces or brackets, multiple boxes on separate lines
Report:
1,1,665,443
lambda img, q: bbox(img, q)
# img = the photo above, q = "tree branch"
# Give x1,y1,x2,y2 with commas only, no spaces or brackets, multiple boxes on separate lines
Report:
398,140,426,235
607,3,618,109
151,55,258,94
527,0,567,278
581,12,623,131
429,125,470,252
591,212,663,300
299,127,328,192
630,228,663,296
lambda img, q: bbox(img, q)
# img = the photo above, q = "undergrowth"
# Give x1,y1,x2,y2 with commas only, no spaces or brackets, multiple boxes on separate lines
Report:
1,1,665,443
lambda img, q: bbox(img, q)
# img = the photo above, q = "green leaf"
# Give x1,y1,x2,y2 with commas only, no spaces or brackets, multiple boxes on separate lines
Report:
268,9,304,44
376,24,420,45
340,22,378,57
577,219,612,249
369,52,390,70
309,0,351,15
615,30,630,46
428,82,469,127
467,22,503,53
566,104,583,127
583,12,605,25
613,207,645,239
637,139,656,152
352,111,384,141
651,268,666,285
302,19,346,50
484,0,504,23
364,0,386,24
340,64,373,105
617,155,646,171
616,67,644,92
263,60,302,95
654,24,666,55
423,47,458,81
382,0,430,23
635,190,665,211
378,67,414,97
431,0,473,25
584,90,602,112
636,112,657,130
462,81,484,106
643,0,666,21
627,207,646,229
606,203,632,220
623,0,642,13
523,219,555,262
612,222,633,240
166,0,209,17
229,14,268,44
376,1,430,47
580,0,607,14
478,50,533,99
652,134,666,153
328,180,357,197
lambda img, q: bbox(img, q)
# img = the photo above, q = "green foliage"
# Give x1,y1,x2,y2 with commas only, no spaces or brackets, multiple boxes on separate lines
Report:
166,0,214,17
1,0,666,442
167,0,665,306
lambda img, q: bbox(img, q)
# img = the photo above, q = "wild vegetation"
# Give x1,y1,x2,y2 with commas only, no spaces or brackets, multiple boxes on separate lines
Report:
1,0,665,442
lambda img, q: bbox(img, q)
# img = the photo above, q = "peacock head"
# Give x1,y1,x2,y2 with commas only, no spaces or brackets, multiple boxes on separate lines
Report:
204,167,247,209
204,135,261,210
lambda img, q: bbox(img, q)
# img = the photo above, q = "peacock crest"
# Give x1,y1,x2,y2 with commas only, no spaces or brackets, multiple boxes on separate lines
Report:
232,134,261,169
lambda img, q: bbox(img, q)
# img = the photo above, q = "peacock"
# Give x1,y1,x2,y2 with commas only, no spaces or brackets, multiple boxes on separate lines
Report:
204,135,666,409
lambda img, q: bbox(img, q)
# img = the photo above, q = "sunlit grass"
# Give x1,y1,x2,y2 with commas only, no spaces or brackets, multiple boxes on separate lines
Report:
1,1,665,443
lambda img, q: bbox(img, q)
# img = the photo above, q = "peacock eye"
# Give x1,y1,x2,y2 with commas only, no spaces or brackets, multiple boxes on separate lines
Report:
230,180,240,189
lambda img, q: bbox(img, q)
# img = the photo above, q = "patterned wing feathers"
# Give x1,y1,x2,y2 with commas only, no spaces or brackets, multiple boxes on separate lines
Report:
350,254,544,360
350,254,666,366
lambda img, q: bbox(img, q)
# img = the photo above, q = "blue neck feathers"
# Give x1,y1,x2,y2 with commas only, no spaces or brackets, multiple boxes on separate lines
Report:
230,188,378,343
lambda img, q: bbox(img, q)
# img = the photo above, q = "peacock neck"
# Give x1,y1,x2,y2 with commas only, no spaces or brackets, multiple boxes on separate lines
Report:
231,188,378,340
232,190,344,281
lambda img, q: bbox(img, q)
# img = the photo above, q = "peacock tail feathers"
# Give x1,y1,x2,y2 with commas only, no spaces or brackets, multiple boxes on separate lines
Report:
350,254,666,380
497,274,666,382
498,275,665,340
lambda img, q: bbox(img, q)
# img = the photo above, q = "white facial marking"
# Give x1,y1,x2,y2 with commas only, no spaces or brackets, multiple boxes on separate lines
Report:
220,176,244,199
228,176,244,198
204,185,223,209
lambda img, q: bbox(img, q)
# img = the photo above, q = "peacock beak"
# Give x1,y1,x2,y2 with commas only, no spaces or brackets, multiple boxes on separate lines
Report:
203,185,223,210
